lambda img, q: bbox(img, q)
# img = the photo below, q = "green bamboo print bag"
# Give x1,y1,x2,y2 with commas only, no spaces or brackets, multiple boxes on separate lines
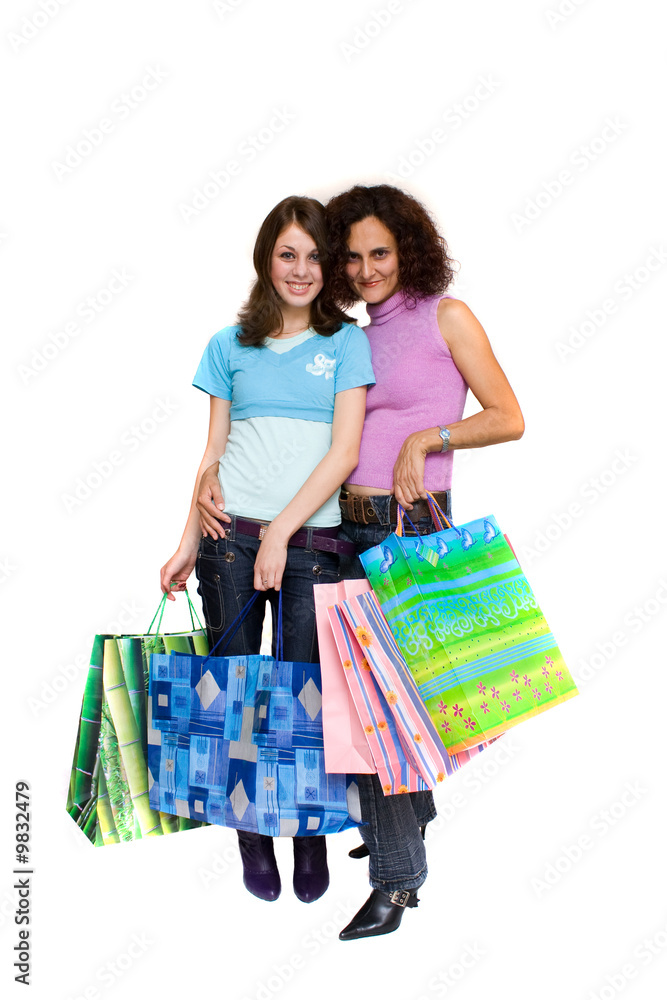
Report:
66,591,210,846
359,496,578,755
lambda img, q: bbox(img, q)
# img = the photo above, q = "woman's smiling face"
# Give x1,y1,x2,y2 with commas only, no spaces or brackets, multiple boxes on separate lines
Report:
345,216,400,304
270,222,324,308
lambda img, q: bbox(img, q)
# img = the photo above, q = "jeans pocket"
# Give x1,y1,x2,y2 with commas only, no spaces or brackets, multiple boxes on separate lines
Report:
310,549,340,581
196,543,227,634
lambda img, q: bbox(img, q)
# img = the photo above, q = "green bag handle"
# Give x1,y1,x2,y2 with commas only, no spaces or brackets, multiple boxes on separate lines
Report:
146,588,204,637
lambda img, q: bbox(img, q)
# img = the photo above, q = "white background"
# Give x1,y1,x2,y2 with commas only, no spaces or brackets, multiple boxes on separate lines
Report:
2,1,666,998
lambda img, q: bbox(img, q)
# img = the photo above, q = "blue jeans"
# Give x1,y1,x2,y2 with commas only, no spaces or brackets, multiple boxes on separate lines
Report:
195,515,340,662
337,491,452,893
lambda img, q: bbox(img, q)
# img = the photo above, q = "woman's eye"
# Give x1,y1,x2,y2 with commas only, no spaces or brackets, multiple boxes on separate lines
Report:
374,250,388,258
280,252,295,259
309,253,320,263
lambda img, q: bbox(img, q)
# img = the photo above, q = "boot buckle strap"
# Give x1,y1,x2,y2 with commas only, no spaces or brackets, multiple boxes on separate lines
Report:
389,890,411,908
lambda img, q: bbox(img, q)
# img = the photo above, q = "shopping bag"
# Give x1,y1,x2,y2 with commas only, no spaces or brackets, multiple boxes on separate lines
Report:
147,593,361,837
313,580,375,774
360,495,578,754
326,598,432,794
66,591,210,846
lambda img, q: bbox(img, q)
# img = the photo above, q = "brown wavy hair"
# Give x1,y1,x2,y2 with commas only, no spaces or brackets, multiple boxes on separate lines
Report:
237,196,353,346
325,185,457,309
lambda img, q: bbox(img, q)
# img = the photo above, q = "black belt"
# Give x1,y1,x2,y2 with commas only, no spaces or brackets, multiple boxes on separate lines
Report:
233,516,355,556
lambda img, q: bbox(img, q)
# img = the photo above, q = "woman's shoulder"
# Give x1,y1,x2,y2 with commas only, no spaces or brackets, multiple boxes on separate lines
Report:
208,323,243,343
328,320,368,344
436,295,473,326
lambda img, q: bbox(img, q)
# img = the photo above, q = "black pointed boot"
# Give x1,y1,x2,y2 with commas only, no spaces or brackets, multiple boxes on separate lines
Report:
339,888,419,940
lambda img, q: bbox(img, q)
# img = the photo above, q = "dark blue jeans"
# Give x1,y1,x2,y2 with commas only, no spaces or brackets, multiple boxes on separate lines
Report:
337,491,452,893
195,515,340,661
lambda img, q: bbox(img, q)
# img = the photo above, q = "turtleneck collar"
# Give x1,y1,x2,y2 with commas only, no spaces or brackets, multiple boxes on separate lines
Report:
365,288,410,325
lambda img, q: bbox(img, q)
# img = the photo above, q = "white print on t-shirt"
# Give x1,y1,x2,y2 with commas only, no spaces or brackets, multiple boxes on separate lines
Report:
305,353,336,379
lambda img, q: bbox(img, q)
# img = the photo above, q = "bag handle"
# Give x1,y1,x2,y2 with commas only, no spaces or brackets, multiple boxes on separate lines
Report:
395,492,462,539
201,591,260,664
147,587,204,637
425,491,461,537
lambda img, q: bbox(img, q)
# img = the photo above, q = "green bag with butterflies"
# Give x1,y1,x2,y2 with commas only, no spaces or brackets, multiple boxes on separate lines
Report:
359,494,578,755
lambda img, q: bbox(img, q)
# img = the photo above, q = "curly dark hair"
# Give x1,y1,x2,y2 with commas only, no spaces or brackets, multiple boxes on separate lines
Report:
237,195,353,346
325,185,457,309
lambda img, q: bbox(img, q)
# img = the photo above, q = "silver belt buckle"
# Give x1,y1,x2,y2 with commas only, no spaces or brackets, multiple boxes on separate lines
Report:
258,525,267,539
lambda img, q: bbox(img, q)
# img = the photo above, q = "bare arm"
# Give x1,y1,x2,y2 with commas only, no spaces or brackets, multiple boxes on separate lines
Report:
159,396,231,598
393,298,524,508
254,385,367,591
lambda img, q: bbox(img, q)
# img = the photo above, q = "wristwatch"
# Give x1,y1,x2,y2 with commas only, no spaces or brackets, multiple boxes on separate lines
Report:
438,426,451,452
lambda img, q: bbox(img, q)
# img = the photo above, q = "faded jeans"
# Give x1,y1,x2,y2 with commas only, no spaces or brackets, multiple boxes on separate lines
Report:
337,491,452,893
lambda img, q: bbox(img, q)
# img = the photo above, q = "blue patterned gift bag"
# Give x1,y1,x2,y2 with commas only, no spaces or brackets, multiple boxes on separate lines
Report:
147,594,360,836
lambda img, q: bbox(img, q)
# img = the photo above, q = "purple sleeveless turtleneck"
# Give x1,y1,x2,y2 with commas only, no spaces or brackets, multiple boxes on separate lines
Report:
347,290,468,491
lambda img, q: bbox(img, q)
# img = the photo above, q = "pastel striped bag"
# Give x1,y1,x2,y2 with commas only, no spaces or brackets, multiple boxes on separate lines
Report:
315,580,493,796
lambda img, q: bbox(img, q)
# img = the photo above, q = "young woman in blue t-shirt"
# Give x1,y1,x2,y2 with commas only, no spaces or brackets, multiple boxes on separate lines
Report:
160,196,374,905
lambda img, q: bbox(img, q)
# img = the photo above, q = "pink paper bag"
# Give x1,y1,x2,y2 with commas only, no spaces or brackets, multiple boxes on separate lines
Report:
313,580,375,774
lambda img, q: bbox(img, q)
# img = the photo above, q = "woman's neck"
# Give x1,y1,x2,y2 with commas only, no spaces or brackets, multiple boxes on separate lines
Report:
270,304,312,339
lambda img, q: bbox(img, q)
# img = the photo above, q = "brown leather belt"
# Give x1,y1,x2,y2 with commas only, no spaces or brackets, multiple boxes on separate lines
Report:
233,516,355,556
339,490,450,526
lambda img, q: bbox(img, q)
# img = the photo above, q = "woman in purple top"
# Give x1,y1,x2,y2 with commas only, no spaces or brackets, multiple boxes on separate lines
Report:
324,184,524,940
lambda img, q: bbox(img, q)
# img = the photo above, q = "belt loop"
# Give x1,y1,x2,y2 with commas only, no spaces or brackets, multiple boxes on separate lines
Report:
306,526,314,551
226,513,236,542
357,496,368,526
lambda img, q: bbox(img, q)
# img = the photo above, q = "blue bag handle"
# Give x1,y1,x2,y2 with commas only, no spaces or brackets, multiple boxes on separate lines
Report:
396,492,462,538
275,590,284,663
201,591,261,664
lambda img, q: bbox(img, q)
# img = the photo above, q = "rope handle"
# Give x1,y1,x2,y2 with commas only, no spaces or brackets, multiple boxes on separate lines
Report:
146,587,205,637
424,491,461,537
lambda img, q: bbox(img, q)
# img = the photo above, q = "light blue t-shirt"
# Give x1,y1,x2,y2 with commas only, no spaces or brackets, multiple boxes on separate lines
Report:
193,323,375,526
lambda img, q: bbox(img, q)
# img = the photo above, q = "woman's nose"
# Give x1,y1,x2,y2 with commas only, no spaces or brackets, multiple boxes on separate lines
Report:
360,257,375,279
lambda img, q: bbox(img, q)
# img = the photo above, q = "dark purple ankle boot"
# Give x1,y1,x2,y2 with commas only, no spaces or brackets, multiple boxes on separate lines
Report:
292,835,329,903
237,830,281,901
